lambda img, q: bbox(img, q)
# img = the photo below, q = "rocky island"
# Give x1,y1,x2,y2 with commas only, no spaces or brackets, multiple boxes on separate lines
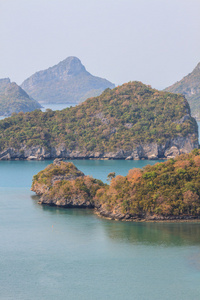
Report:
32,152,200,221
0,81,198,160
31,158,105,208
21,56,115,104
0,78,41,116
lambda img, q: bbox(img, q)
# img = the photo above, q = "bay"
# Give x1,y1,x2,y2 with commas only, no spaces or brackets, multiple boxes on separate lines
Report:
0,159,200,300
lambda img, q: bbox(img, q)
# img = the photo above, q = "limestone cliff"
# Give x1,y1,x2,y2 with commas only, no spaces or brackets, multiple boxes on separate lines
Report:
0,134,198,161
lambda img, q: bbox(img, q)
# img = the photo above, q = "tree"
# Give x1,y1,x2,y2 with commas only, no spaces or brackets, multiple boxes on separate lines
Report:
107,172,116,182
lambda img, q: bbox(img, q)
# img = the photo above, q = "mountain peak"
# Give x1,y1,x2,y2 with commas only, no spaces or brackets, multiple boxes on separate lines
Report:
193,61,200,72
61,56,81,64
55,56,86,76
21,57,115,104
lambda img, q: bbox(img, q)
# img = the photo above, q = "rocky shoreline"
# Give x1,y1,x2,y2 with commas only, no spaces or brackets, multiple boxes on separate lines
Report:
94,209,200,222
0,134,198,161
31,157,200,222
32,197,200,222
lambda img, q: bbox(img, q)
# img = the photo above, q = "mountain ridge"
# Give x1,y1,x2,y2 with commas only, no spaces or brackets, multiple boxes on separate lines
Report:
164,61,200,120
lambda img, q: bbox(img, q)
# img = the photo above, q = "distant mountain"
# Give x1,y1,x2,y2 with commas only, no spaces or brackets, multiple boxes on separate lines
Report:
21,56,115,104
164,62,200,119
0,78,41,116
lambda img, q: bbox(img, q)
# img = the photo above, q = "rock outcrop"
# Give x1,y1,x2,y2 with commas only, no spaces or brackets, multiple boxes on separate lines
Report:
31,160,105,208
21,56,115,104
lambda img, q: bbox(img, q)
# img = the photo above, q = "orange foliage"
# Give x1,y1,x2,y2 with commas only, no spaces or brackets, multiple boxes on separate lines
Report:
76,110,84,119
183,190,199,205
127,168,142,183
122,100,130,106
193,155,200,167
110,175,125,190
174,160,190,169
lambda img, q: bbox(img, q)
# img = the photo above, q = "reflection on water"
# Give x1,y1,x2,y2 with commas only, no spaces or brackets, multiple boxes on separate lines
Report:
102,220,200,247
31,195,200,247
32,195,94,218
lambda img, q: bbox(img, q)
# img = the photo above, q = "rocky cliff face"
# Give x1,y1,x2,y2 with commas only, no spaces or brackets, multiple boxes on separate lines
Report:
0,133,198,160
0,78,41,116
164,62,200,119
21,56,115,104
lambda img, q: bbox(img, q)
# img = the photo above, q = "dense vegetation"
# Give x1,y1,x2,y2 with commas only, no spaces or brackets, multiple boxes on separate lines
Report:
96,149,200,219
165,62,200,120
32,150,200,220
21,56,115,104
0,78,41,116
0,81,197,153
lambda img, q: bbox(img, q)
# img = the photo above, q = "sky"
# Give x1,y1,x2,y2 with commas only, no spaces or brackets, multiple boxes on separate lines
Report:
0,0,200,89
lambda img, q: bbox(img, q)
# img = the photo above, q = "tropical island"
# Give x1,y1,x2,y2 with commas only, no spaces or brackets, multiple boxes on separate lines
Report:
0,78,41,117
32,151,200,221
0,81,198,160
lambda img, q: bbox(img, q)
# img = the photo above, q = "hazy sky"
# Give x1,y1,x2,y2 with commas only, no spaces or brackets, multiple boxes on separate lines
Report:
0,0,200,89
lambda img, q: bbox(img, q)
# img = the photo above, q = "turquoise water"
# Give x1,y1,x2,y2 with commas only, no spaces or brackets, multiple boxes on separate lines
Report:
0,160,200,300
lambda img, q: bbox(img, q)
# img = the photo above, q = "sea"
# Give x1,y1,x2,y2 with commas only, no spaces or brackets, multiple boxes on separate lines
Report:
0,106,200,299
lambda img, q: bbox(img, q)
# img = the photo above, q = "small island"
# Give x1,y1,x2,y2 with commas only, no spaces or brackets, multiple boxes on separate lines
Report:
32,150,200,221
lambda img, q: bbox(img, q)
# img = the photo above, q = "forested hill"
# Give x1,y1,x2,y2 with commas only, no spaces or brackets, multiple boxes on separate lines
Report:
0,81,198,160
0,78,41,116
96,149,200,220
21,56,115,104
165,62,200,120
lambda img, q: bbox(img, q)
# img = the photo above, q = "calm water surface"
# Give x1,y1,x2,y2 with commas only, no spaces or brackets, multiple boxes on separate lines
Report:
0,103,77,120
0,160,200,300
41,103,77,112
